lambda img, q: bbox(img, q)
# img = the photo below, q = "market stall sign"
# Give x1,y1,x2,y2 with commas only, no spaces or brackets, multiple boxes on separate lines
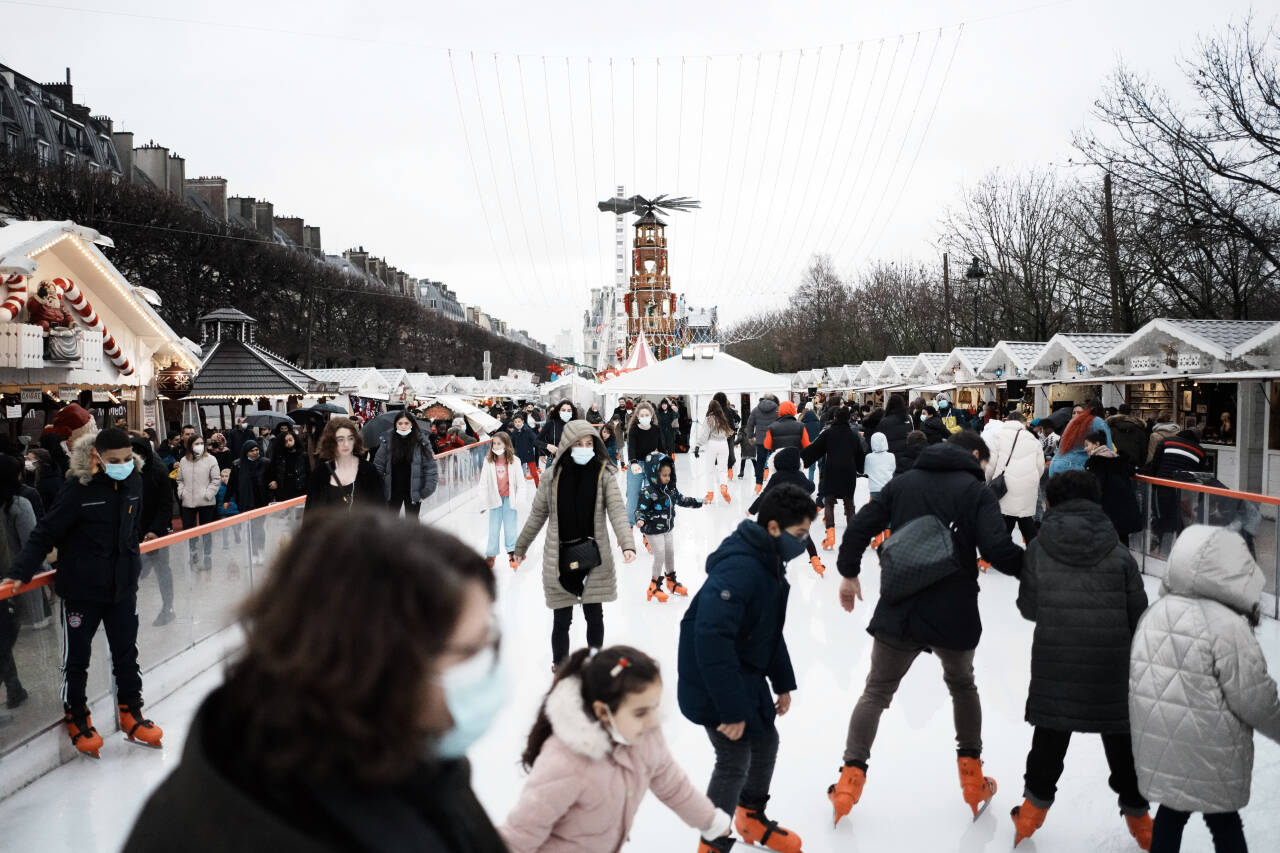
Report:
19,389,42,403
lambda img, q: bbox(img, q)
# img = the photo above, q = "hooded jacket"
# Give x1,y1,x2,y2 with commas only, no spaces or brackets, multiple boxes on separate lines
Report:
920,416,950,445
507,423,541,464
8,432,143,602
744,398,780,446
984,420,1043,519
678,519,797,735
1106,413,1149,468
499,677,727,853
132,438,174,541
1145,422,1180,464
837,442,1024,650
747,448,814,516
514,420,635,610
863,433,896,493
1086,447,1143,537
177,450,221,509
228,441,268,512
635,454,702,536
801,421,864,498
1130,526,1280,813
1018,499,1147,732
373,430,439,503
800,409,821,445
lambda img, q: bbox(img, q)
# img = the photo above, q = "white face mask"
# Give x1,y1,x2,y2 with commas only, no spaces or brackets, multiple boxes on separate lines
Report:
560,410,572,422
492,445,506,457
192,443,205,456
638,415,652,427
395,427,413,436
24,460,37,471
604,709,631,746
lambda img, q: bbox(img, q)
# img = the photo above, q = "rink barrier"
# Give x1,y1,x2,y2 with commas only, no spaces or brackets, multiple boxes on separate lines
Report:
0,440,492,800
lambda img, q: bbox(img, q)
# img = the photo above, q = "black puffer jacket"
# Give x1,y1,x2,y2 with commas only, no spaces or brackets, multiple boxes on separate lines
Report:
874,412,915,461
1016,499,1147,732
801,423,865,497
920,417,950,445
837,442,1024,650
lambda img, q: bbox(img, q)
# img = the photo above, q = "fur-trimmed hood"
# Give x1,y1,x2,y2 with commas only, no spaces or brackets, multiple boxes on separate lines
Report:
544,675,614,761
67,431,144,486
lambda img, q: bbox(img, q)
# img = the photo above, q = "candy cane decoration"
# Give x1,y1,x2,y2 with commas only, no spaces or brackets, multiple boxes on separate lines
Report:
53,276,134,376
0,274,26,322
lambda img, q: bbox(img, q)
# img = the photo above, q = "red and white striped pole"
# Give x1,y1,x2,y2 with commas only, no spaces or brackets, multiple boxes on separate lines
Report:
53,277,134,376
0,274,26,322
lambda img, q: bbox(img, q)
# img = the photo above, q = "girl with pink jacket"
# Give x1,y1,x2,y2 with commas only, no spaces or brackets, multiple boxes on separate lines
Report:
500,646,732,853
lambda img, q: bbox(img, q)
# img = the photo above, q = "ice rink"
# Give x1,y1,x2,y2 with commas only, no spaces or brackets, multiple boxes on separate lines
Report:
3,453,1280,852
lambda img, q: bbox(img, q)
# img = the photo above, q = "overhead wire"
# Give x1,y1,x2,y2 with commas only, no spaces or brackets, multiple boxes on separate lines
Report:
515,56,561,296
684,56,711,291
707,53,764,307
539,55,585,299
566,56,602,295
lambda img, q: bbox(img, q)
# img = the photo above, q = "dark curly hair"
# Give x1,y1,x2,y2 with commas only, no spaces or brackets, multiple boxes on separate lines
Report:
316,417,366,461
216,509,496,785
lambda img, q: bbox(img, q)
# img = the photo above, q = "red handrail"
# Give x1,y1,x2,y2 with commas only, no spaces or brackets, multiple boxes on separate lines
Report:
1134,474,1280,508
0,441,491,601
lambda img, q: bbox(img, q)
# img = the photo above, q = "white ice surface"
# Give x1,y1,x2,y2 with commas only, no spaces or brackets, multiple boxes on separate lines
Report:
3,453,1280,852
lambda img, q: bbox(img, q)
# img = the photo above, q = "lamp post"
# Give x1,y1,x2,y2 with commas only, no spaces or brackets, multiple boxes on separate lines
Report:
964,256,985,346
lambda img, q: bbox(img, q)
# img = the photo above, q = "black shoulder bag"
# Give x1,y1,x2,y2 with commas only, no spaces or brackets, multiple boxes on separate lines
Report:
877,515,963,604
987,431,1020,500
556,468,603,598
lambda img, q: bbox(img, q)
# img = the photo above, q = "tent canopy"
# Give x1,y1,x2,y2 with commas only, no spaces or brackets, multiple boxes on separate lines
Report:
597,350,789,396
426,394,503,434
623,332,656,371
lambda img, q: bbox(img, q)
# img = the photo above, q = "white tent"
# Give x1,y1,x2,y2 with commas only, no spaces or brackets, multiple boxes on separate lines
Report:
427,394,503,435
596,348,789,431
541,373,600,410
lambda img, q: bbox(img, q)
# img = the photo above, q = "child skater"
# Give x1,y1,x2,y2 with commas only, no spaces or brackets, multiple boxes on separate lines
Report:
635,454,703,603
508,414,542,486
500,645,732,853
1130,525,1280,852
748,447,825,577
480,431,522,570
600,423,621,469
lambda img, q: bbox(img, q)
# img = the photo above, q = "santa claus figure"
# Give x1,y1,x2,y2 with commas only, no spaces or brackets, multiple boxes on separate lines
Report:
26,280,73,332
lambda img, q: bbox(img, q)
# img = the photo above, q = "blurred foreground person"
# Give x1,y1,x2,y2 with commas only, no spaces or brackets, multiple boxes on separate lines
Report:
124,510,508,853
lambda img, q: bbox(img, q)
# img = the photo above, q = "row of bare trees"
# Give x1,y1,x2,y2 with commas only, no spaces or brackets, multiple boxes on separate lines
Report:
0,149,549,377
728,16,1280,372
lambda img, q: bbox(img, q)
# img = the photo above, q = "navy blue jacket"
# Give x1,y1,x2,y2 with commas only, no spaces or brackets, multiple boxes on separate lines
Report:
678,519,797,735
10,468,143,603
507,424,540,464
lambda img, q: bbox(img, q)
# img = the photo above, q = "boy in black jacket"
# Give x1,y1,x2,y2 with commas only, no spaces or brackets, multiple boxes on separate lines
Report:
748,447,826,577
2,428,164,757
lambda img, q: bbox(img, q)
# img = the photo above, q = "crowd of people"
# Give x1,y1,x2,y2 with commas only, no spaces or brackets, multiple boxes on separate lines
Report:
0,385,1274,853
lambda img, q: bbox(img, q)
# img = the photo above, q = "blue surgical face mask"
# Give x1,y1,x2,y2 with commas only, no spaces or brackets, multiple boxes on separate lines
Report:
560,410,572,422
570,446,595,465
104,460,134,481
432,646,505,759
776,530,807,563
939,400,950,410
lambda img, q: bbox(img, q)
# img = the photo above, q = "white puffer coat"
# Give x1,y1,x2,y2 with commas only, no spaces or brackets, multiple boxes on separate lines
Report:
1129,525,1280,813
984,420,1043,519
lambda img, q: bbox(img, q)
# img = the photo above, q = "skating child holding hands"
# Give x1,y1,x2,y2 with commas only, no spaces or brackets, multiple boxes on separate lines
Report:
635,454,703,603
500,645,732,853
480,431,522,570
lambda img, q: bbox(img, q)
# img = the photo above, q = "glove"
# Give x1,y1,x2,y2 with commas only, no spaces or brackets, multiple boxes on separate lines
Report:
693,447,701,458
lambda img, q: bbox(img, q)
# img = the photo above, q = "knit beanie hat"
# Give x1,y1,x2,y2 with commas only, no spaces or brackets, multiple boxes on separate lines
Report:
49,403,97,443
778,401,798,417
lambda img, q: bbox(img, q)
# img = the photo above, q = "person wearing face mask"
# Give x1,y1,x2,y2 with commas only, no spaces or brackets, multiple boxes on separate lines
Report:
374,414,439,517
123,511,509,853
827,430,1026,826
677,484,816,853
267,430,312,502
624,401,667,542
2,428,164,758
512,420,637,669
501,646,732,853
539,402,578,465
227,440,269,565
177,434,221,573
24,447,63,512
480,432,523,570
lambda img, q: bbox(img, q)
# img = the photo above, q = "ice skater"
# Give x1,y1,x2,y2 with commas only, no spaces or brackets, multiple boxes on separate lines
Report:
1010,470,1152,848
801,406,865,552
1130,525,1280,853
480,431,523,570
748,447,826,577
634,454,703,603
500,646,732,853
2,428,164,757
829,432,1024,825
678,483,817,853
695,400,735,505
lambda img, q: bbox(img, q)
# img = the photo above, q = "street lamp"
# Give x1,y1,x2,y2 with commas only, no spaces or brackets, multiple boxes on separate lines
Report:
964,256,985,346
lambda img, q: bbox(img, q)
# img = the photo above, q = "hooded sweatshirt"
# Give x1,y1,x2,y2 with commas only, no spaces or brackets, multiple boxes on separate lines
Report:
864,432,896,493
635,454,702,536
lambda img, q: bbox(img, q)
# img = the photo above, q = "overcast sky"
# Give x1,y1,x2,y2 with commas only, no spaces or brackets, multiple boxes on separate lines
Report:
0,0,1264,344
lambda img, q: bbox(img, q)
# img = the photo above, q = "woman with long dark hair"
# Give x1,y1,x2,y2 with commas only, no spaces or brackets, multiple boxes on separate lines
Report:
695,400,735,505
373,413,439,517
712,392,741,480
124,511,508,853
305,419,384,511
512,420,637,668
177,434,221,571
267,430,311,502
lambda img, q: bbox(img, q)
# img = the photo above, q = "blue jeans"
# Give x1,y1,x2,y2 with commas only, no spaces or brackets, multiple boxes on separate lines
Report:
755,445,771,484
486,497,518,556
626,466,644,526
806,460,820,484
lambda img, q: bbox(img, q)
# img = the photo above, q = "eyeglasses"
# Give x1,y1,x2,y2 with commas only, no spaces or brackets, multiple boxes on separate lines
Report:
438,619,502,677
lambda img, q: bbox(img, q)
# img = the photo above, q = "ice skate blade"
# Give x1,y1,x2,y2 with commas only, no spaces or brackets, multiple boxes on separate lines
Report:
972,796,993,822
123,735,163,749
76,749,100,760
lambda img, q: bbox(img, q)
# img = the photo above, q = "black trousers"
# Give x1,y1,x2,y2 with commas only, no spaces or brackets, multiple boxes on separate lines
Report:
551,603,604,665
1151,806,1246,853
62,591,143,711
181,504,218,559
1004,514,1039,544
0,598,22,698
141,548,173,610
704,723,780,852
387,494,421,517
754,445,771,484
1023,727,1147,813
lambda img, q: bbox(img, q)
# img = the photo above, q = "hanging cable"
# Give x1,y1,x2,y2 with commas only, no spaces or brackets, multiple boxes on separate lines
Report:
685,56,711,291
569,57,603,294
538,55,581,297
515,56,561,295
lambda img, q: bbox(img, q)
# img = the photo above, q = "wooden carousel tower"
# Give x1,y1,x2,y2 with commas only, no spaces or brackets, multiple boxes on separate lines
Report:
597,193,699,363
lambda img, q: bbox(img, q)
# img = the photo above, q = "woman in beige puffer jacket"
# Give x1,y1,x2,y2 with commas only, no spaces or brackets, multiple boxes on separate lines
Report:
1129,525,1280,850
